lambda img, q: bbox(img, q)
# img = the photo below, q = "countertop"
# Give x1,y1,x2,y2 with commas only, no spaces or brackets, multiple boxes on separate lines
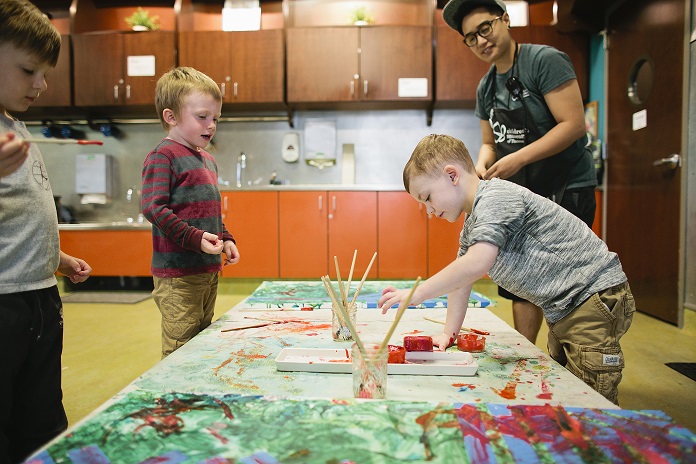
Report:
219,183,405,192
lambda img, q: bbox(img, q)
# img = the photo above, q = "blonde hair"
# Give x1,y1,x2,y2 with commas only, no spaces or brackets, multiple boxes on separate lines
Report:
155,67,222,131
0,0,61,66
403,134,476,192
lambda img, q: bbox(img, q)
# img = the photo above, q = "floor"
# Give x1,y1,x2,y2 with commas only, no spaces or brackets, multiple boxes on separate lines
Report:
60,278,696,434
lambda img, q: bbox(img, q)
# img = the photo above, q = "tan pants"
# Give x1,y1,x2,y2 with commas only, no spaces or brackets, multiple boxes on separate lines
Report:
152,273,218,358
547,282,635,405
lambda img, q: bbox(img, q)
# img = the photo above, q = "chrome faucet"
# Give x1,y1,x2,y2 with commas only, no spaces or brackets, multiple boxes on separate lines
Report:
236,152,247,188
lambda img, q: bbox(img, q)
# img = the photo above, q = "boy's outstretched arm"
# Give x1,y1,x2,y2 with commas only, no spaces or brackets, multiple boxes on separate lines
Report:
433,285,471,350
58,251,92,283
0,133,29,178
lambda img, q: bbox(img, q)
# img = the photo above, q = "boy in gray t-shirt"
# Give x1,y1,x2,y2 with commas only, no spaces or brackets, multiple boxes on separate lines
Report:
379,134,634,405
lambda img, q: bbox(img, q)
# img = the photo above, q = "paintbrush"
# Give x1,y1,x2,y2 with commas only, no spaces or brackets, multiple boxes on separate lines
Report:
345,249,357,303
21,138,103,146
349,251,377,306
376,277,422,357
423,316,490,335
334,255,346,306
221,321,279,332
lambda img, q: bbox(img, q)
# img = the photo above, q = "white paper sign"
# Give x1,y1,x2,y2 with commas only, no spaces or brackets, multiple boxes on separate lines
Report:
76,154,109,194
632,109,647,131
127,55,156,77
398,78,428,98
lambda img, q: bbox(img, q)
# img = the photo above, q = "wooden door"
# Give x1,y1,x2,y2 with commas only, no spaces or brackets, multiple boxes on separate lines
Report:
435,25,489,105
286,28,359,103
37,34,71,107
123,31,175,106
279,191,328,278
427,214,465,277
360,26,432,102
229,30,284,103
377,192,427,278
221,191,279,278
327,192,378,280
73,33,123,106
178,31,230,100
606,0,685,325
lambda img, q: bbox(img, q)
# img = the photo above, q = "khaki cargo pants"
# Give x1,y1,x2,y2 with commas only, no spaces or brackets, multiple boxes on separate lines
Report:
547,282,635,405
152,272,218,358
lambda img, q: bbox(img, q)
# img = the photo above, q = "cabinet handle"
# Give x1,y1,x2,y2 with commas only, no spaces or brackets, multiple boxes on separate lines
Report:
332,195,337,212
363,80,368,97
234,82,238,97
350,81,355,98
126,85,131,99
318,195,323,212
113,85,119,100
221,83,226,96
223,196,228,211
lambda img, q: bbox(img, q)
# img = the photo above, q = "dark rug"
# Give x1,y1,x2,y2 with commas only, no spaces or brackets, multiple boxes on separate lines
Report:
61,291,151,304
665,363,696,382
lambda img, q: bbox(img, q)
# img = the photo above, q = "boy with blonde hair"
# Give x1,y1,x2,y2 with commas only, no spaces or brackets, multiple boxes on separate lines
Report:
0,1,92,461
379,134,634,404
142,67,239,358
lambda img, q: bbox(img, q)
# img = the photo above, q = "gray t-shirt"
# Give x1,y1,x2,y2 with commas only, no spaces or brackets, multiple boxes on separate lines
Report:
0,114,59,293
475,43,597,190
458,179,626,323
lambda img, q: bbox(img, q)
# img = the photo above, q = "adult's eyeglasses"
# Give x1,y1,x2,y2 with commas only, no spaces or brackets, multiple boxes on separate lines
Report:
462,16,502,47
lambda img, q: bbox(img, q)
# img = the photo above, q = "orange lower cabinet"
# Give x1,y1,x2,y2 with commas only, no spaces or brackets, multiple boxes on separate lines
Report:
59,230,152,276
221,191,279,278
328,191,378,280
377,191,427,278
427,215,465,277
279,191,328,278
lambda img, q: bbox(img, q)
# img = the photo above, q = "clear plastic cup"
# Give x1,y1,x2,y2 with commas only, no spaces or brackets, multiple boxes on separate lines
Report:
352,343,388,399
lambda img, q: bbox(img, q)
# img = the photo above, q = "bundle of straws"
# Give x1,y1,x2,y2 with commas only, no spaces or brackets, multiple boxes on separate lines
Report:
321,250,421,364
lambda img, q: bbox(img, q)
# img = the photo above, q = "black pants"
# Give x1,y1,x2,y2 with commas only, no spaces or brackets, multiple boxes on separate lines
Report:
0,286,67,464
498,186,597,301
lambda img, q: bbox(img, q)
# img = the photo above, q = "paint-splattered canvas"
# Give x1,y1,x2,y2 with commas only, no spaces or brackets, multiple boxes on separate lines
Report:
28,392,696,464
242,280,491,309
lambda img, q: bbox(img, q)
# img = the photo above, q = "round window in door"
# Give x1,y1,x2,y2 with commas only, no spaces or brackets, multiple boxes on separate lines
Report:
627,56,655,105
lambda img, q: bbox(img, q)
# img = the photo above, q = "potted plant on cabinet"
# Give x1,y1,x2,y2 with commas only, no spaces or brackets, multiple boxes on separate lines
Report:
350,6,374,26
125,7,160,31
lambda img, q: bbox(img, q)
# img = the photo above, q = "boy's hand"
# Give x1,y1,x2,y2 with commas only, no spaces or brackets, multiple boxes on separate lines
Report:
378,286,421,314
223,240,240,265
200,232,224,254
58,252,92,284
0,133,30,177
432,332,455,351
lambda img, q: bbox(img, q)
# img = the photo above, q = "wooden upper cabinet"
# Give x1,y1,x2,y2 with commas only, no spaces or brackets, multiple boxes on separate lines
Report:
287,27,360,103
435,25,490,106
73,31,176,106
35,35,72,107
435,24,588,106
287,26,432,104
179,30,284,104
360,26,432,102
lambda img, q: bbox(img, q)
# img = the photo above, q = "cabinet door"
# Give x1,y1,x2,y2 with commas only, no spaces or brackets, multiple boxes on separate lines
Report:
73,34,124,106
377,192,427,278
229,30,284,103
123,31,176,105
36,34,71,107
221,191,279,278
360,26,432,102
427,215,465,277
178,31,230,99
327,192,377,280
435,25,490,104
279,191,328,278
287,28,359,102
59,230,152,276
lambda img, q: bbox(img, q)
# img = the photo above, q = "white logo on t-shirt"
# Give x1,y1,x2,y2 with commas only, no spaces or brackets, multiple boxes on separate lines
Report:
490,119,506,144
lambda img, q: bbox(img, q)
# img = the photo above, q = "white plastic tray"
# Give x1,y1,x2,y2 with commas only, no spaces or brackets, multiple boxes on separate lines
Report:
275,348,478,376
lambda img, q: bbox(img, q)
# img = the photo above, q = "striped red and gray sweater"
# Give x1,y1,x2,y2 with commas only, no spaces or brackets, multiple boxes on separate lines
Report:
141,138,235,278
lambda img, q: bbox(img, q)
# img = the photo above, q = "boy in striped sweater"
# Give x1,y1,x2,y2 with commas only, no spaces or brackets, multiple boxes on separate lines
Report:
142,67,240,358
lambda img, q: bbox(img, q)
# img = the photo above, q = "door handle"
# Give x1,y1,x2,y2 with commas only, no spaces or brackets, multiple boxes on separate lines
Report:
652,154,681,170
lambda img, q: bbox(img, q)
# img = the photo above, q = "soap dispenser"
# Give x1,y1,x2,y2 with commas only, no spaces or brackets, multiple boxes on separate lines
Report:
282,133,300,163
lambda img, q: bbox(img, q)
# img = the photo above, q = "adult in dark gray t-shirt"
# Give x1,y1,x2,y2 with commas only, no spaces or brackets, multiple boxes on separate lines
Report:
442,0,597,344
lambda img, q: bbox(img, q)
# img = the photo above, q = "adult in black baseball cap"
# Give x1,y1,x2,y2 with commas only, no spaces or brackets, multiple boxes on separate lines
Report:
441,0,598,347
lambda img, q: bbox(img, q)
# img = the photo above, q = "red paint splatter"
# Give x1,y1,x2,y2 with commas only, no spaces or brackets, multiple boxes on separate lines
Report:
491,358,527,400
537,378,553,400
